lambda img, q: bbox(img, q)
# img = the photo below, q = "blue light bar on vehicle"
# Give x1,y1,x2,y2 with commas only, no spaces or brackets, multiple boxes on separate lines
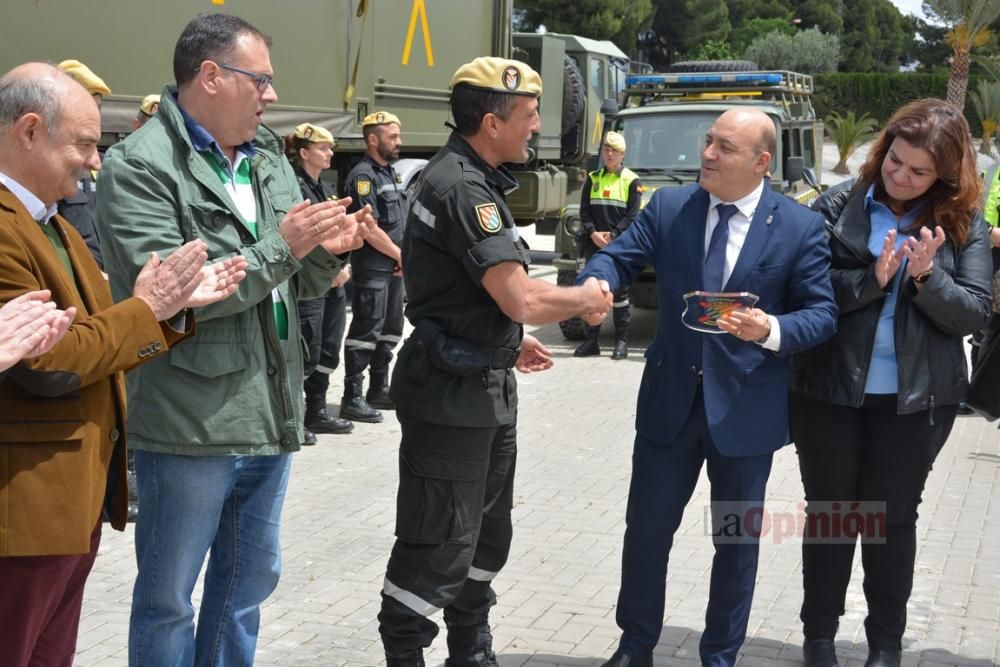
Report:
626,73,786,87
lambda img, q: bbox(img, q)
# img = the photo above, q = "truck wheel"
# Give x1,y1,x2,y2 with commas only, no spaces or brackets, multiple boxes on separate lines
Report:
558,317,587,341
557,269,586,340
668,60,759,73
561,55,585,138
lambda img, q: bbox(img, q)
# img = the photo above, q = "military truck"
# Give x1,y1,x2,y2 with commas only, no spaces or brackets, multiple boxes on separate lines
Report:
0,0,626,227
553,64,825,339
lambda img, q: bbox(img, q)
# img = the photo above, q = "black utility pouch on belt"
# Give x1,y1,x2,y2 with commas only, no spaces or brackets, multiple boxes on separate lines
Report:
413,319,520,376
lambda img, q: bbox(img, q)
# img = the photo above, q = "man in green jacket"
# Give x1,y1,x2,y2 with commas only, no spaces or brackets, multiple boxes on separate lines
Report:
96,14,372,666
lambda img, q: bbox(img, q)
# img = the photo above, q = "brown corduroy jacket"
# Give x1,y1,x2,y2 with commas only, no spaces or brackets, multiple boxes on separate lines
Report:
0,185,190,556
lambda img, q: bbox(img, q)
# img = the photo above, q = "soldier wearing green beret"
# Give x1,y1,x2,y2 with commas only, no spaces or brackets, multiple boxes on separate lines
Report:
377,56,612,667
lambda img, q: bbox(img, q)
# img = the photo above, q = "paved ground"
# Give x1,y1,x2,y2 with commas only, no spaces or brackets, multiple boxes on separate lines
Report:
76,261,1000,667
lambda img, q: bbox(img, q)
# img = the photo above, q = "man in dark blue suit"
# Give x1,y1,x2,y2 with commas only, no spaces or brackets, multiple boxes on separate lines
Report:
580,108,837,667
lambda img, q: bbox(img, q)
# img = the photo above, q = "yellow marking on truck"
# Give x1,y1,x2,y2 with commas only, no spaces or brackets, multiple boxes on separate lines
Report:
402,0,435,66
212,0,224,4
591,110,602,145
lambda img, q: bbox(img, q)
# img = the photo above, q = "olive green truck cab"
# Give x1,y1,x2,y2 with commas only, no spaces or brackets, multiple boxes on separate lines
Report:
553,66,825,339
0,0,625,226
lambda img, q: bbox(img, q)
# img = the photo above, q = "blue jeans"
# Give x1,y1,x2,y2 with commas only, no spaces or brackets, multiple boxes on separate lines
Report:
128,451,292,667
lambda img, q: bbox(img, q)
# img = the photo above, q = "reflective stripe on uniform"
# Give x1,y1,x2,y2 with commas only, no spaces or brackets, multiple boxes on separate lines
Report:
467,566,499,582
344,338,377,350
412,200,435,228
613,299,629,308
314,365,335,374
589,199,627,208
378,334,402,344
383,577,442,617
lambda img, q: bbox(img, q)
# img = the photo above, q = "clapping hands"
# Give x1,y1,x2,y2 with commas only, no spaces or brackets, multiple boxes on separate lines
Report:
0,291,76,372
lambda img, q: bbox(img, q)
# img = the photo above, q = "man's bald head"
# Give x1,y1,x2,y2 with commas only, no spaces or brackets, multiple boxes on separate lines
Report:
0,63,94,137
0,62,102,206
700,108,776,202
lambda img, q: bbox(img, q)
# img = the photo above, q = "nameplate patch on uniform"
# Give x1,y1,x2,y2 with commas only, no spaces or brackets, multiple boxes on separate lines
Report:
475,203,502,234
356,179,372,196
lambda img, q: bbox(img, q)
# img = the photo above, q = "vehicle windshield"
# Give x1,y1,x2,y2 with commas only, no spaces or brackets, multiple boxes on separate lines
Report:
614,112,721,171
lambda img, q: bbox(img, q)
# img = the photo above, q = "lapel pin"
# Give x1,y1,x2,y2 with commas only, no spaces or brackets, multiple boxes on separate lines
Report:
765,215,773,225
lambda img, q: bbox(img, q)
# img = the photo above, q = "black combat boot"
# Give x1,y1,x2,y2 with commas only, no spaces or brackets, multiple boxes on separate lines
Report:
611,329,628,360
366,369,396,410
573,326,601,357
305,393,354,434
803,638,839,667
302,429,317,446
444,623,498,667
340,374,383,423
385,649,425,667
863,648,901,667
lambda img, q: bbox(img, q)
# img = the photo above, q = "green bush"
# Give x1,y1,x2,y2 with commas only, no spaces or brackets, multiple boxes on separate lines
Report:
745,28,840,73
812,73,984,134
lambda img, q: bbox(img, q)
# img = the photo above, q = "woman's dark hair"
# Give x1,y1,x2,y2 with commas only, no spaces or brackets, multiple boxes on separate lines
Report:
857,98,981,244
283,133,312,164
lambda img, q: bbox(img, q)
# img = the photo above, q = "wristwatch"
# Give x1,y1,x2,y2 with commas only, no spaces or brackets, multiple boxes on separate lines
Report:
914,268,933,284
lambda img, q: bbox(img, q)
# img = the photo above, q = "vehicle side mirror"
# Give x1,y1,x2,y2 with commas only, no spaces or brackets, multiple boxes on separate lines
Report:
600,98,619,117
784,156,804,184
802,167,823,195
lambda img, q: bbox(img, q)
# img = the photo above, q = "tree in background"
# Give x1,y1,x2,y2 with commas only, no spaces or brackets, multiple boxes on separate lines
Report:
795,0,845,35
516,0,654,54
727,0,795,27
924,0,1000,109
730,17,797,53
681,40,742,62
969,78,1000,156
745,28,841,73
826,111,879,174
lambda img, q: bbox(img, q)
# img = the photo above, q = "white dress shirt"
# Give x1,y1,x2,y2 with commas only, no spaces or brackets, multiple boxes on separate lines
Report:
704,180,781,351
0,171,57,224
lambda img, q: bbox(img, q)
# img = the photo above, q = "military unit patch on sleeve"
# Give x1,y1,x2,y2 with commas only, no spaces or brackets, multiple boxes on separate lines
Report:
356,179,372,196
475,203,502,234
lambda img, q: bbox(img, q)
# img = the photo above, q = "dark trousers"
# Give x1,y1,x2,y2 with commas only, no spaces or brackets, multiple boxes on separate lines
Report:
0,522,101,667
344,271,404,378
582,242,630,336
789,393,957,650
378,411,517,655
616,389,773,666
299,287,347,400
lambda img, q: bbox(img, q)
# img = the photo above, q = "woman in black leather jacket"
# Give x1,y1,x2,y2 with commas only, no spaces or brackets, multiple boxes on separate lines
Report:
789,99,992,667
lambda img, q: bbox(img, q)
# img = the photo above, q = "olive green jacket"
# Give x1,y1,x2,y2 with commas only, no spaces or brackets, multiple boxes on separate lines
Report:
96,86,344,455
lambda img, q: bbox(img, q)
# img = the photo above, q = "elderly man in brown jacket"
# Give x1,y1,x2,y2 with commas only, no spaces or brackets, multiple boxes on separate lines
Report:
0,63,247,666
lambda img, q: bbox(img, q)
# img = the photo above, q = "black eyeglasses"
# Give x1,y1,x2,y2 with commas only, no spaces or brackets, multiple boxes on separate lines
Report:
216,63,273,92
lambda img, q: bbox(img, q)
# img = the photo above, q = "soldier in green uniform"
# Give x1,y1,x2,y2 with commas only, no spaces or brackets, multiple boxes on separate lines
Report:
377,56,612,667
574,131,642,359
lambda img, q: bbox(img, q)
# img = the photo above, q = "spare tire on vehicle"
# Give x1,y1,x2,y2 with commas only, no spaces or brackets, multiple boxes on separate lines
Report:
668,60,759,73
561,54,585,137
